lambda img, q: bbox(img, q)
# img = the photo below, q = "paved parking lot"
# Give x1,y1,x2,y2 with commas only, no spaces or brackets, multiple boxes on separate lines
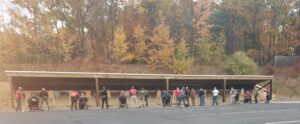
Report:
0,103,300,124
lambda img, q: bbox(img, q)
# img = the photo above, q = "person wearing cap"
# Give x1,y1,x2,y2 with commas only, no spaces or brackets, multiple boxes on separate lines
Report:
119,91,128,108
40,88,50,110
15,87,25,112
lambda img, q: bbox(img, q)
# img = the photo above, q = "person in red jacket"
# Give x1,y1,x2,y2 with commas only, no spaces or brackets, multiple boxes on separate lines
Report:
15,87,25,112
265,88,271,104
70,90,79,110
175,87,180,107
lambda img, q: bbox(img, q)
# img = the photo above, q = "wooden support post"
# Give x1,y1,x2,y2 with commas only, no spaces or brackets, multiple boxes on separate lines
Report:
9,77,14,109
223,79,226,103
166,79,169,92
95,78,100,107
270,80,273,100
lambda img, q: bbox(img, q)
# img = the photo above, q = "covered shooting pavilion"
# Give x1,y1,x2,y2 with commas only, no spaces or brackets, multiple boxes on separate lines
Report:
5,71,274,108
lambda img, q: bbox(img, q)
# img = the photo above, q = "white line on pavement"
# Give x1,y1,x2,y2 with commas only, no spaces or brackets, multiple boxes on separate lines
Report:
265,120,300,124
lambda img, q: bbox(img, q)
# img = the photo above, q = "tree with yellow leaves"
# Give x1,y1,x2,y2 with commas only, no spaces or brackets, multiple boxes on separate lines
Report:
171,38,194,74
113,26,134,63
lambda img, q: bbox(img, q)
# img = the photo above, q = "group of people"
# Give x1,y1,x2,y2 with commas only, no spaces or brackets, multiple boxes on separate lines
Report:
229,86,271,105
14,85,271,112
15,87,50,112
173,86,220,107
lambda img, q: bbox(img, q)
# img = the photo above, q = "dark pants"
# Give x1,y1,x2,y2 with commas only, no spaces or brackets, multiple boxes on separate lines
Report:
265,95,270,104
71,97,78,110
79,102,87,110
16,98,22,112
145,97,148,107
102,97,108,109
162,98,170,107
255,95,258,103
186,96,190,105
40,98,50,110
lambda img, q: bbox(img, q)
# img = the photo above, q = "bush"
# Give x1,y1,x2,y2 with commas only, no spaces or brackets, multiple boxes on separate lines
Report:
224,52,257,75
196,41,224,65
263,63,274,75
171,58,194,74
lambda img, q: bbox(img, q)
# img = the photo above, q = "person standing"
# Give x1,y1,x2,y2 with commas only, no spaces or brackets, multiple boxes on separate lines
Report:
265,88,271,104
139,87,148,108
129,86,139,108
230,87,237,104
190,88,196,106
175,87,180,106
254,87,259,104
185,86,190,106
198,88,205,106
40,88,50,110
15,87,25,112
101,86,109,109
212,87,219,106
178,86,186,107
70,90,79,110
144,89,149,107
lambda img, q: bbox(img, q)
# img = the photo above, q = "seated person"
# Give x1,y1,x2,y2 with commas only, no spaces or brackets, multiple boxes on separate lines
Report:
27,93,40,111
119,91,128,108
244,91,252,104
162,91,171,107
78,93,88,110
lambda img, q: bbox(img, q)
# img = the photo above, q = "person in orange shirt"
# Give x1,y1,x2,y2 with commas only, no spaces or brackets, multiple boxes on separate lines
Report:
15,87,25,112
70,90,79,110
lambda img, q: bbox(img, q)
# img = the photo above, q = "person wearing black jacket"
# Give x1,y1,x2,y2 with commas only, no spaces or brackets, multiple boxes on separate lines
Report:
101,86,109,109
198,88,205,106
40,88,50,110
185,86,190,106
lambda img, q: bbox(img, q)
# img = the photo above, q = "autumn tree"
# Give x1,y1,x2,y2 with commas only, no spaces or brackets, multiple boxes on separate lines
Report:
171,38,194,74
148,23,174,69
113,26,134,63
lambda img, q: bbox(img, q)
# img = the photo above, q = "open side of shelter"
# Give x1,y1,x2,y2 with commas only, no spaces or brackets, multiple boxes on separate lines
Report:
5,71,274,109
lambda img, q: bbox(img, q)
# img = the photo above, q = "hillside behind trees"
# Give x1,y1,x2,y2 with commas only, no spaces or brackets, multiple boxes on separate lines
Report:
0,0,299,77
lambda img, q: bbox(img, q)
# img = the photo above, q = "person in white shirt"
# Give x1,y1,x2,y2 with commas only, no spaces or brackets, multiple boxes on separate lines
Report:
212,87,219,106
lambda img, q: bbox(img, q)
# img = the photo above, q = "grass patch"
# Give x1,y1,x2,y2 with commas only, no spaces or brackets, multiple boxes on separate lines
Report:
0,82,11,111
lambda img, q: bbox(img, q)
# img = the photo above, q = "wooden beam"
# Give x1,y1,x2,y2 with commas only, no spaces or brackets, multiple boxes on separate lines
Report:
270,80,272,100
166,79,169,92
223,79,226,103
95,78,99,107
9,77,14,109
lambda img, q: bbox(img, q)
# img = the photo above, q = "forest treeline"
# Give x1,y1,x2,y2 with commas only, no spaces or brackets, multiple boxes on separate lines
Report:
0,0,299,74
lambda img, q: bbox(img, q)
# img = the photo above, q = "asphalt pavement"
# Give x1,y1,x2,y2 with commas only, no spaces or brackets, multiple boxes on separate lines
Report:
0,103,300,124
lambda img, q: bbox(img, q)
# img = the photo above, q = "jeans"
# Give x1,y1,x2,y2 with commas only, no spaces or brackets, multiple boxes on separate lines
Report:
212,96,218,106
199,95,205,106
